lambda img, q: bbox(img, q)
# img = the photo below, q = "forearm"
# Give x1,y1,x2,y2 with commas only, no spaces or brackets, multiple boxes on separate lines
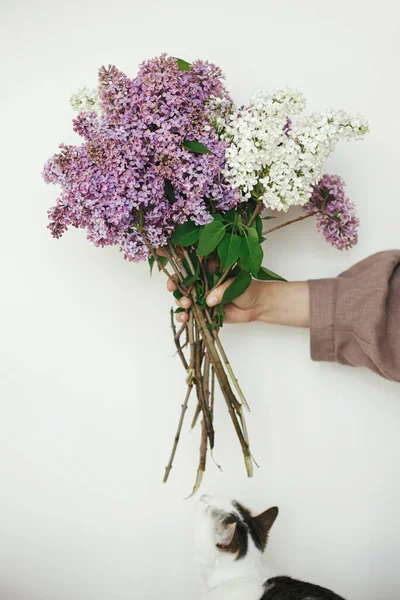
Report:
255,281,310,328
308,251,400,381
253,251,400,381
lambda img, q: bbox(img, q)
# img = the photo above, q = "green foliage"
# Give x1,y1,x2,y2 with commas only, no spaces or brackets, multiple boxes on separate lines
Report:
217,232,242,271
254,215,263,238
182,258,200,286
157,255,169,270
172,221,200,247
240,227,264,275
148,256,155,275
221,269,252,305
198,220,226,256
254,266,287,281
168,206,275,320
182,140,213,154
222,210,237,223
176,58,191,71
212,273,220,286
182,251,199,273
183,272,199,286
149,255,169,274
214,303,225,328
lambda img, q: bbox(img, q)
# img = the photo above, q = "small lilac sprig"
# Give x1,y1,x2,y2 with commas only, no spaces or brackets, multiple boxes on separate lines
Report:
305,174,359,250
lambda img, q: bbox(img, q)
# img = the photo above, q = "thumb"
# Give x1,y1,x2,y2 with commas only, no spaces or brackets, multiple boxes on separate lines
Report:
206,278,234,307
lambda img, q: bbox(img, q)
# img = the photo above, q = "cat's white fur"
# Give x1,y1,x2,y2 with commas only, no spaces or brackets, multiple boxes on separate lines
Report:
194,494,274,600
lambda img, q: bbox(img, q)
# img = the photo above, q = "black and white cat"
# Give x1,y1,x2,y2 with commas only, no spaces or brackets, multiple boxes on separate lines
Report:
194,494,345,600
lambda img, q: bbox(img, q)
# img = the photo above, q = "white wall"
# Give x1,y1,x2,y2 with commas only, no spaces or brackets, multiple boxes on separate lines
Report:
1,1,399,598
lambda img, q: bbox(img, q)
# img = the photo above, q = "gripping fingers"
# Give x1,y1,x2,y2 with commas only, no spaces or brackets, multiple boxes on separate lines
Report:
206,278,234,307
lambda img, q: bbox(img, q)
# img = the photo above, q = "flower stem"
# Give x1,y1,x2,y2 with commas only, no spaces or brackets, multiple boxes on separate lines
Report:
163,312,195,483
205,309,250,412
194,320,214,448
263,211,318,235
191,402,201,430
165,245,253,479
188,418,208,497
190,299,253,477
163,383,193,483
247,201,263,227
182,248,250,413
140,232,186,295
170,309,188,371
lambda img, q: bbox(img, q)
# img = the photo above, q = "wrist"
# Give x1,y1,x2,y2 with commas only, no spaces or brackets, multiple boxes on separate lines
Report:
255,281,310,328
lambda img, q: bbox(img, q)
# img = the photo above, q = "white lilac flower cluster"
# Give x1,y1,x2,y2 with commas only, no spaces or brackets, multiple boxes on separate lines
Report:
221,89,369,211
207,95,232,134
69,86,103,114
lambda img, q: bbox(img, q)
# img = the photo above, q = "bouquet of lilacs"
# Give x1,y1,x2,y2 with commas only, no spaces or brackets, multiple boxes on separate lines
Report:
44,54,368,493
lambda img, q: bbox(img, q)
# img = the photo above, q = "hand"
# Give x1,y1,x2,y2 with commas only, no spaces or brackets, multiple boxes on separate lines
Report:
167,277,310,328
168,277,267,324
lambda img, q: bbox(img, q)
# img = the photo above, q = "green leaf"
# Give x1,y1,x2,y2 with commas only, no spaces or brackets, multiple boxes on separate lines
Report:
222,210,237,223
148,256,155,275
157,255,169,271
262,215,275,220
229,264,241,278
211,213,224,221
176,57,191,71
205,272,214,289
182,273,196,286
196,279,205,295
221,270,252,305
254,266,287,282
175,307,186,313
215,303,225,328
149,255,168,274
195,278,205,307
165,179,177,203
173,289,183,300
172,221,200,247
183,265,200,286
255,215,263,238
259,235,267,243
217,233,242,271
196,295,207,308
182,252,199,275
240,228,264,275
197,220,226,256
182,140,213,154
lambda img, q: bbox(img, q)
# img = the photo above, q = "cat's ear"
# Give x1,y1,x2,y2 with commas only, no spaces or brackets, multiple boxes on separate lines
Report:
214,520,237,548
254,506,278,537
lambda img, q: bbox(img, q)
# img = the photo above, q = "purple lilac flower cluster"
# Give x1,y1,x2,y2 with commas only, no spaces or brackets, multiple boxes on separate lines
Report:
44,55,239,261
305,174,359,250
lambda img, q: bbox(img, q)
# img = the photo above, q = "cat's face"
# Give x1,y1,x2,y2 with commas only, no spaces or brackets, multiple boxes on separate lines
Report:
194,494,278,573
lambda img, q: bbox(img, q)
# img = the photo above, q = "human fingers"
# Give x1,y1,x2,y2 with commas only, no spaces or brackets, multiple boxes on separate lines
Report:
176,310,189,323
167,275,178,292
206,278,234,307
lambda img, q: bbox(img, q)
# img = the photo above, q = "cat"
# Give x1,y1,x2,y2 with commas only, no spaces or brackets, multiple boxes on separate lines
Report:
194,494,346,600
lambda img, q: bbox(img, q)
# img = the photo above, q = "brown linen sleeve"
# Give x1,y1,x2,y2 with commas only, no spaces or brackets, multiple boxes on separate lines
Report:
308,250,400,381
